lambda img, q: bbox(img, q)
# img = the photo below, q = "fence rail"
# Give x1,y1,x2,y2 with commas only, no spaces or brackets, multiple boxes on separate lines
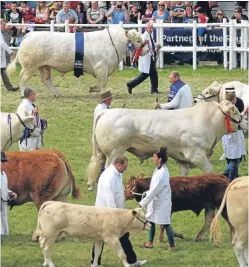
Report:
6,19,249,70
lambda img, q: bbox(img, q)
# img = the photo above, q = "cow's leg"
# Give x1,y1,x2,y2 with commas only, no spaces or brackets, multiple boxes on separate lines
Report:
244,244,248,264
90,64,108,92
39,67,60,97
20,70,34,96
221,208,235,244
105,237,130,267
179,163,189,176
194,155,213,173
41,237,56,267
195,206,215,242
233,240,247,267
92,240,104,267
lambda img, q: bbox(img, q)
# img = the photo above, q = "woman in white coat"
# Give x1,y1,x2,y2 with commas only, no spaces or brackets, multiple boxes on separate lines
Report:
1,152,17,238
140,147,175,250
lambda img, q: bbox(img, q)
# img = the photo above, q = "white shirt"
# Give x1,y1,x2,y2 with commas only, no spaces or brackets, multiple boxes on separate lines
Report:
0,32,12,68
160,84,193,110
95,164,125,209
94,102,109,121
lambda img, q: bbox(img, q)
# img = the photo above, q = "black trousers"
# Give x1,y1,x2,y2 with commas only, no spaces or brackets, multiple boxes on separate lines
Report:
1,68,14,90
127,57,158,92
91,232,137,265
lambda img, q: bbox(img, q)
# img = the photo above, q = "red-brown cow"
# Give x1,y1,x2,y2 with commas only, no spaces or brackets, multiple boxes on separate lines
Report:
125,173,233,242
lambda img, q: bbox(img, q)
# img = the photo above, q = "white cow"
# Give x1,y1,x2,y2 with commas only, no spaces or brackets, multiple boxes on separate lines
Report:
35,201,150,267
7,27,148,97
194,81,249,110
210,176,248,267
1,111,35,151
87,101,248,185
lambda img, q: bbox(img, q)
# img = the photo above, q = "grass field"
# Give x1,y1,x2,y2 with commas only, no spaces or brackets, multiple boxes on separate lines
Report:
1,65,248,267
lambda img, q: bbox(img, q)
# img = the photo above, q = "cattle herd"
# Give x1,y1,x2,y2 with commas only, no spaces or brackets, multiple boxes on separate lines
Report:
1,27,249,267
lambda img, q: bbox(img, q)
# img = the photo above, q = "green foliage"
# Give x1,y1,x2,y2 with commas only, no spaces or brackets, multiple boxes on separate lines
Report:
1,66,248,267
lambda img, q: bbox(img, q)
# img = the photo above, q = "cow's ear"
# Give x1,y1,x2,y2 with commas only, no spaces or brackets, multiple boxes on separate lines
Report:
220,100,235,115
132,210,137,216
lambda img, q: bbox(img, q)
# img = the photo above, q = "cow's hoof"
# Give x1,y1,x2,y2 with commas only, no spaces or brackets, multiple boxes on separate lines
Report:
195,238,202,242
159,238,164,243
42,262,49,267
31,234,39,242
89,86,100,93
53,94,61,98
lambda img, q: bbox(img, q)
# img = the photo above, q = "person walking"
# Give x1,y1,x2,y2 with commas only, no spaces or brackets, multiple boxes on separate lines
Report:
154,71,193,110
140,147,176,251
127,22,161,95
91,156,147,267
1,152,18,239
0,18,19,92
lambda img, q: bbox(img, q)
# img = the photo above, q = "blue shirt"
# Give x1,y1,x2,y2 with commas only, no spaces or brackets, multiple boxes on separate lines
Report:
170,4,185,23
110,9,126,24
152,10,170,22
56,9,78,23
183,16,198,23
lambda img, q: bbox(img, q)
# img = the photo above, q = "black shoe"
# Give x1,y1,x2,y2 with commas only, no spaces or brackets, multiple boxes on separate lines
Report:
151,90,159,94
127,84,132,95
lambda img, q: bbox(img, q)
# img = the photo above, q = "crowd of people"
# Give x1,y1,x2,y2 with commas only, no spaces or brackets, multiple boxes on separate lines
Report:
1,1,248,46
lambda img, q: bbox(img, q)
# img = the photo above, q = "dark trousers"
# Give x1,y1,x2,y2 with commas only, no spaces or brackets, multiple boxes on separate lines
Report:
1,68,14,90
223,157,241,181
91,232,137,265
127,57,158,92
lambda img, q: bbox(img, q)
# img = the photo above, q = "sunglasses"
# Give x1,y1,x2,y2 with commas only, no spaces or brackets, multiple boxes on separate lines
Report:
217,13,223,15
158,4,165,6
147,2,152,4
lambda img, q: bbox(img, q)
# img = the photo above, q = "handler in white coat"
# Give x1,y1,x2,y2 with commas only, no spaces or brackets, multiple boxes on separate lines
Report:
127,22,161,95
1,152,17,237
17,88,42,151
140,147,175,250
0,19,19,91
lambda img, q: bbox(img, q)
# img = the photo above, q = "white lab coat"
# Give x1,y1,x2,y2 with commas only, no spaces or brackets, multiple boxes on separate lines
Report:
160,84,193,110
17,99,42,151
1,171,12,236
95,164,125,209
140,165,172,225
94,102,108,121
222,130,247,159
0,32,12,68
138,31,156,74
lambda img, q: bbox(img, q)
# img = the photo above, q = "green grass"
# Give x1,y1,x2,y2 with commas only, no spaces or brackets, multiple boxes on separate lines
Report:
1,65,248,267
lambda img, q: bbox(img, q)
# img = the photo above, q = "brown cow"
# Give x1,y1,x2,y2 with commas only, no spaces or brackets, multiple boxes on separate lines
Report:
5,149,80,210
125,173,233,242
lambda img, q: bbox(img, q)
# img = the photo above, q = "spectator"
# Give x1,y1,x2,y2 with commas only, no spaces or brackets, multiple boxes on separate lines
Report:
194,7,208,46
1,1,6,19
35,1,49,23
213,9,229,23
196,1,213,22
129,5,141,24
1,152,18,238
152,1,170,23
19,1,35,33
49,1,62,21
6,2,22,46
170,1,186,23
154,71,193,110
0,18,19,91
56,1,78,32
231,6,248,23
86,1,104,24
106,1,129,24
68,1,80,10
17,88,42,151
183,4,197,23
142,1,154,23
75,3,87,24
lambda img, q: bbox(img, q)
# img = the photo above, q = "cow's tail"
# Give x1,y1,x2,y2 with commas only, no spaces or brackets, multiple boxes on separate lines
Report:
210,178,243,246
52,150,80,199
86,111,107,187
7,52,19,75
33,201,55,246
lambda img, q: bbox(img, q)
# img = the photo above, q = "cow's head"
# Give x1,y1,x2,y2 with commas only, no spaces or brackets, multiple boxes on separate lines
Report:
193,81,222,104
124,173,146,201
17,109,35,129
219,100,248,132
131,208,151,231
125,29,148,56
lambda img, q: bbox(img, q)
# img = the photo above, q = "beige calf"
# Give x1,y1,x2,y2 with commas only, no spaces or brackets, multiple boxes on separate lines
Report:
210,177,248,267
35,201,150,267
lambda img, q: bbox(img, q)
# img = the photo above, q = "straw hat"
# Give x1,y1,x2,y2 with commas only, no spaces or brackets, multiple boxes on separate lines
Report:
99,91,112,102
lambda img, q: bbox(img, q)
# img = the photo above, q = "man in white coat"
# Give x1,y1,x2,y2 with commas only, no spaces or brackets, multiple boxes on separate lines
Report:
17,88,42,151
1,152,17,238
0,19,19,91
127,22,161,95
91,156,147,267
154,71,193,110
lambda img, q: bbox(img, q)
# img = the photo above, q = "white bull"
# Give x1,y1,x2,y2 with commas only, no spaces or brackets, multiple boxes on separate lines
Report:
194,81,249,110
35,201,150,267
1,111,35,151
87,101,248,185
210,176,248,267
7,27,148,97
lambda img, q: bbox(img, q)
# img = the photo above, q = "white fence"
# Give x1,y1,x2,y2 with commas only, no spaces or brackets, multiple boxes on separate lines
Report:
7,19,249,71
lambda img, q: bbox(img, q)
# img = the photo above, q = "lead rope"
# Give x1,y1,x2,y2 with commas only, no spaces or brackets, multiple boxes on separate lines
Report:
7,114,14,150
107,27,120,66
